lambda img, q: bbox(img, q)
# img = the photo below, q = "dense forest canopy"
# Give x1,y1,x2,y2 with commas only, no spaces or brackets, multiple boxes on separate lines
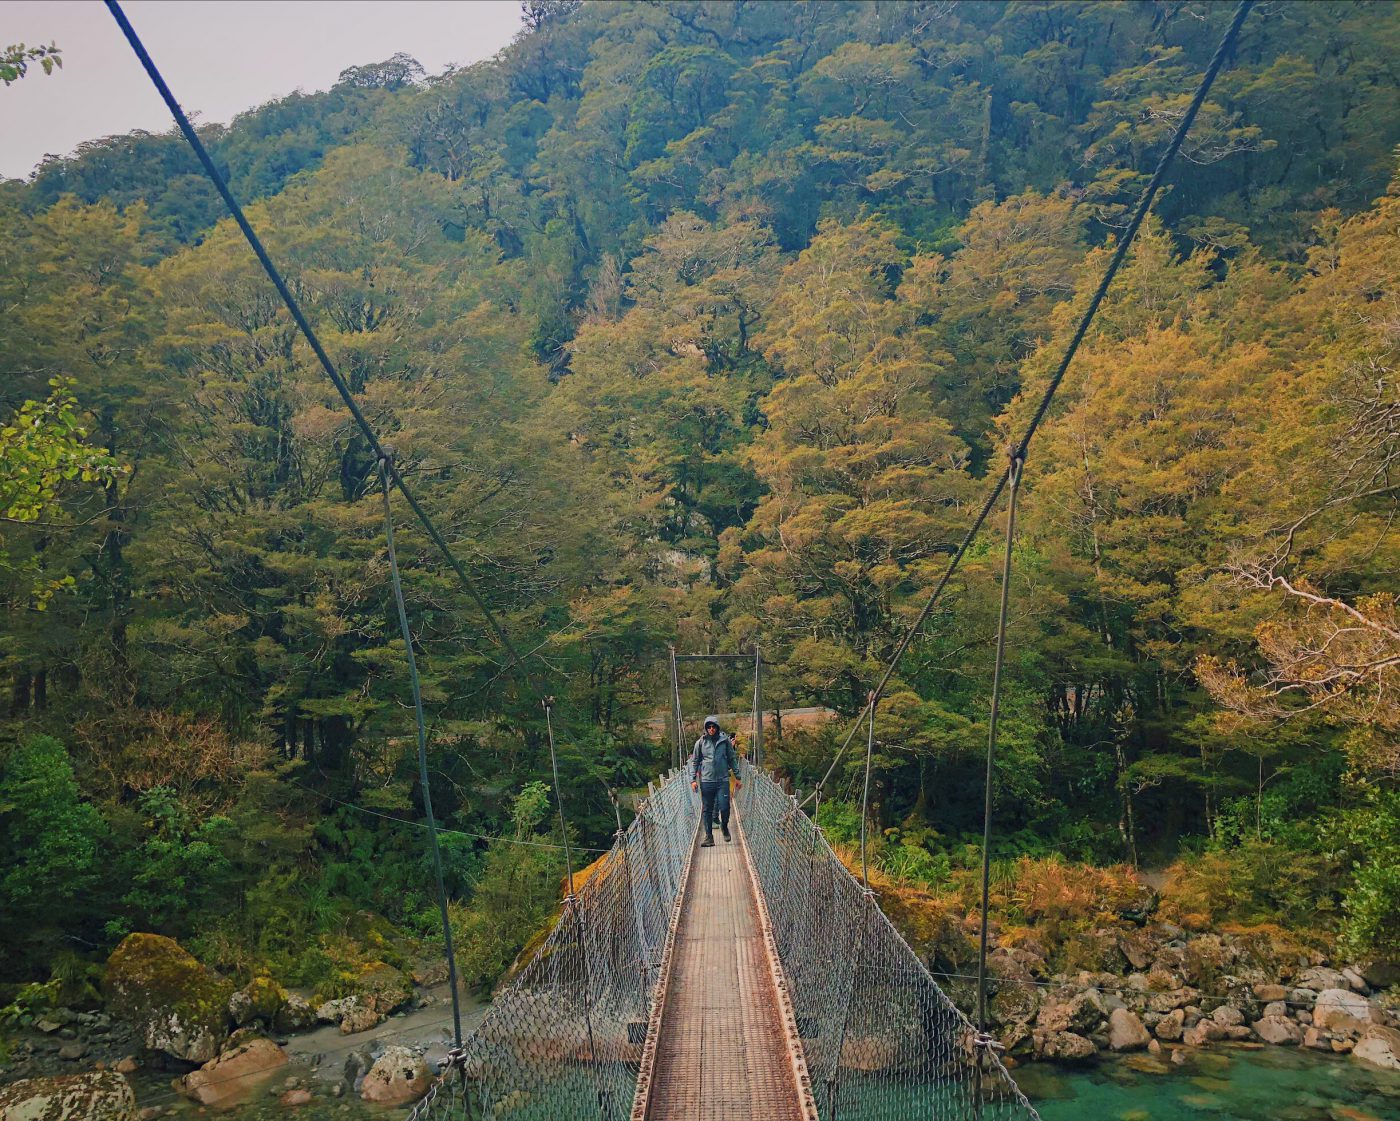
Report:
1,0,1398,998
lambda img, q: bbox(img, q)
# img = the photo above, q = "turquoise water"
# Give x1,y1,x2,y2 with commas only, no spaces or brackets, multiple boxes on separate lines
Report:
1019,1045,1400,1121
121,1042,1400,1119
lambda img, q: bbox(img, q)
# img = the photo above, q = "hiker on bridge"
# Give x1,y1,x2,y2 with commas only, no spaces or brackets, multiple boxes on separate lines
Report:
690,715,740,847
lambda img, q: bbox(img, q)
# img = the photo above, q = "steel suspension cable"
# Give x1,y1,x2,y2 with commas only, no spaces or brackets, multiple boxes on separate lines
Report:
976,456,1022,1039
801,0,1254,808
859,692,876,889
543,698,610,1121
108,3,628,975
104,0,528,678
380,458,464,1048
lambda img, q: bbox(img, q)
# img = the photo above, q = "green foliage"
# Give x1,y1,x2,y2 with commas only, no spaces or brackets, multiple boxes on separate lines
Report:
1,42,61,86
1337,790,1400,960
0,737,105,968
0,377,121,607
2,0,1399,994
451,784,566,991
113,788,238,934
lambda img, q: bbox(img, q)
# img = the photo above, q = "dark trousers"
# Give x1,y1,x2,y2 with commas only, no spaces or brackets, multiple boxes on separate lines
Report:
700,781,730,841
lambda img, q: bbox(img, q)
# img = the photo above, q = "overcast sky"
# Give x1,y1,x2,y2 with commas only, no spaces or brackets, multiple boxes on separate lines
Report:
0,0,525,180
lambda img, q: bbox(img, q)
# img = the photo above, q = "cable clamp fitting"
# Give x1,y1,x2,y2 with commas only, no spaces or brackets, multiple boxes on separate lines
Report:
972,1032,1004,1053
442,1045,469,1069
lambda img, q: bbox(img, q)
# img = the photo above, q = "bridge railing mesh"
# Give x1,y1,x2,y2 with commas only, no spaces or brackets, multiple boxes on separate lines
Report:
737,761,1041,1121
408,769,699,1121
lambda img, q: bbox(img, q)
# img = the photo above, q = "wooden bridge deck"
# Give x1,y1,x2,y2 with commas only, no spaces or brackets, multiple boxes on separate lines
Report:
641,808,812,1121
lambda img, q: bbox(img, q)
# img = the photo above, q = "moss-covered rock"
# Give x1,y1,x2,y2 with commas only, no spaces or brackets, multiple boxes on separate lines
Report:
0,1070,136,1120
229,975,286,1028
102,933,233,1062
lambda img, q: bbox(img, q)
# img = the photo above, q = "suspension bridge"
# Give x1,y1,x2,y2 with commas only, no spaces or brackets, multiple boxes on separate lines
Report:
96,0,1258,1116
405,755,1039,1121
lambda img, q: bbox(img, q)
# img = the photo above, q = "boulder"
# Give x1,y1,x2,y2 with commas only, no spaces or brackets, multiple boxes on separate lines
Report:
177,1036,289,1109
1357,960,1400,989
316,994,386,1034
229,976,286,1028
315,996,355,1024
1107,1009,1151,1052
1302,1027,1332,1051
1295,967,1349,992
56,1043,86,1061
1034,1031,1097,1064
1253,1017,1302,1046
1146,988,1199,1014
274,993,317,1034
114,1056,140,1075
103,933,233,1063
1036,989,1107,1035
340,1003,383,1035
0,1071,137,1121
1313,988,1381,1032
1341,968,1369,993
1155,1009,1185,1042
1183,1020,1228,1047
1211,1005,1245,1027
279,1088,314,1106
1253,984,1288,1003
359,1046,432,1106
1353,1026,1400,1072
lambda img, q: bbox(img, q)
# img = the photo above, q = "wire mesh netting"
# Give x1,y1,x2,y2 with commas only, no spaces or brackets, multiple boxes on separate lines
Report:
408,769,699,1121
737,761,1041,1121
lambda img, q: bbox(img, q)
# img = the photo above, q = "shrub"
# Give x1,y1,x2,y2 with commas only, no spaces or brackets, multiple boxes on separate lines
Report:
1337,790,1400,959
1157,839,1340,932
0,736,105,971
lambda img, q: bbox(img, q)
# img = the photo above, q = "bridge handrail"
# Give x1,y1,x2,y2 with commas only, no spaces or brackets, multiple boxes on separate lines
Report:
737,760,1041,1121
408,768,699,1121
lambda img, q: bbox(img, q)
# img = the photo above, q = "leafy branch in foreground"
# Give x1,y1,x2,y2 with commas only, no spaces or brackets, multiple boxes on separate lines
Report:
1,42,62,86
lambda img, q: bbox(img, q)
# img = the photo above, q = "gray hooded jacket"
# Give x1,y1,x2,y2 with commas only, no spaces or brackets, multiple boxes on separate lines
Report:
690,716,738,785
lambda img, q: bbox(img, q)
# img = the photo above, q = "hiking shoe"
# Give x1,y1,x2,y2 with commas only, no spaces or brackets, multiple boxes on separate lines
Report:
701,838,715,848
722,827,732,842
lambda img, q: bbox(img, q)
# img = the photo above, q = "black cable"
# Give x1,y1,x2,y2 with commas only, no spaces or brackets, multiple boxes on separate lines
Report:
381,458,463,1048
801,0,1255,808
285,776,610,853
976,456,1022,1036
859,692,876,889
103,0,527,680
543,699,578,895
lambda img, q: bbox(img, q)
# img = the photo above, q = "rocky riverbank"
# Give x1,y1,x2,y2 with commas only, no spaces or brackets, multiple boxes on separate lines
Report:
0,932,480,1118
982,932,1400,1074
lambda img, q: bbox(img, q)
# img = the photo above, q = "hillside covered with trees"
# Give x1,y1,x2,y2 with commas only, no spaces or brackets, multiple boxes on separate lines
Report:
2,0,1398,1035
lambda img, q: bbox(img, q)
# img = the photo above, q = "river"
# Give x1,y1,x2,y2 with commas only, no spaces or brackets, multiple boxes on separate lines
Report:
108,989,1398,1121
123,1040,1398,1121
1019,1045,1400,1121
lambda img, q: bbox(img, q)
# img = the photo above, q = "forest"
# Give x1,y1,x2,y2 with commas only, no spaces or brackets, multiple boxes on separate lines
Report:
1,0,1398,1027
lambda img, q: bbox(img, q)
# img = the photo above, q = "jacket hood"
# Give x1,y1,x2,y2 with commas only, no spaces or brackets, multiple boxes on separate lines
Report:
703,715,722,733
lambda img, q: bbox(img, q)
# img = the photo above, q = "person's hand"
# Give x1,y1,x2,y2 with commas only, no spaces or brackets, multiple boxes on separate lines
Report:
735,780,742,789
691,781,698,792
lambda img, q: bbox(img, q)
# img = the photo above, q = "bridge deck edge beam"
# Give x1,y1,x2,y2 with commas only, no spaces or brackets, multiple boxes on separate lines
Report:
736,805,822,1121
629,787,701,1121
